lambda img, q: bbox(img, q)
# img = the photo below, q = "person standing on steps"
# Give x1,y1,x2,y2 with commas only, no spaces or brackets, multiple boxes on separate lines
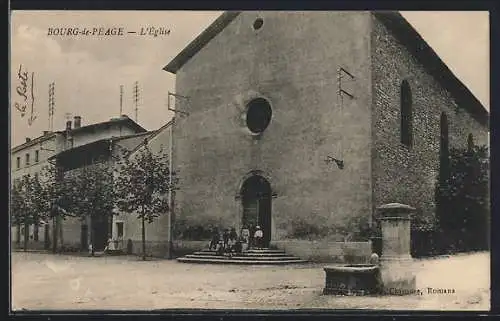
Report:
222,228,230,253
209,227,219,250
228,227,238,252
241,226,250,252
249,225,255,249
254,226,263,249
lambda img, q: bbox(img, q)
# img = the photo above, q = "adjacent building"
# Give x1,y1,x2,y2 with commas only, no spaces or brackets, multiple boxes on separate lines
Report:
11,115,151,252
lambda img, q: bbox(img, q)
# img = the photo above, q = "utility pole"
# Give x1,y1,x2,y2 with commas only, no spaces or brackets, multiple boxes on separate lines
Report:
119,85,124,116
166,91,190,259
133,81,140,123
48,82,55,131
119,85,124,137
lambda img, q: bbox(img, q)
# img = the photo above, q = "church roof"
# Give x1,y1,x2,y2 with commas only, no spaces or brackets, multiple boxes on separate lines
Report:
163,11,488,127
163,11,239,74
372,12,488,127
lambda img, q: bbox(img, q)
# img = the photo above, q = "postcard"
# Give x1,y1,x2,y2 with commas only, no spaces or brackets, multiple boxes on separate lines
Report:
10,10,490,312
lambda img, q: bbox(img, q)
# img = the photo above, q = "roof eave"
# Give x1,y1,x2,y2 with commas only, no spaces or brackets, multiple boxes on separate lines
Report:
163,11,241,74
372,11,489,128
11,133,58,153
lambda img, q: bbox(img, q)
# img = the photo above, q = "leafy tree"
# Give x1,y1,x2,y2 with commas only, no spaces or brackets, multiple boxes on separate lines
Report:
63,158,115,255
10,178,27,248
436,143,489,252
114,144,175,260
39,164,75,252
10,174,48,251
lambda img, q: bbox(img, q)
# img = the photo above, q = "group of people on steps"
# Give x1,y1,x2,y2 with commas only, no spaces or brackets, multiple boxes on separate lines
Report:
209,225,265,256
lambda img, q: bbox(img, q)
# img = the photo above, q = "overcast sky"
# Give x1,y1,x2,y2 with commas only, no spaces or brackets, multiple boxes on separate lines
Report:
10,11,489,147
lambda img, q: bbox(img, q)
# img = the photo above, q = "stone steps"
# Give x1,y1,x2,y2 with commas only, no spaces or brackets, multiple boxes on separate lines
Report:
177,248,306,265
198,248,285,254
193,251,291,257
184,254,300,261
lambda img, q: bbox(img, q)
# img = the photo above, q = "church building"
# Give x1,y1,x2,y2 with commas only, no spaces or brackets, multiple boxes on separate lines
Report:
163,11,489,261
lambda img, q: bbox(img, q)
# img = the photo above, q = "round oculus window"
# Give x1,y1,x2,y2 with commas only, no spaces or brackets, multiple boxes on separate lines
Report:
253,18,264,30
246,98,272,134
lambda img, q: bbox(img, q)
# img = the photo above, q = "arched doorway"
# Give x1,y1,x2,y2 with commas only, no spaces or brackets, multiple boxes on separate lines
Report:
240,174,272,247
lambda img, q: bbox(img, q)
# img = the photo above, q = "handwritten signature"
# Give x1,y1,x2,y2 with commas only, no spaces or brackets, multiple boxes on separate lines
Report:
14,64,36,126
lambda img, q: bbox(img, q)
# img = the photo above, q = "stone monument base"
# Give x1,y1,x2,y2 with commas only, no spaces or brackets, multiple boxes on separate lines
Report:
380,257,416,295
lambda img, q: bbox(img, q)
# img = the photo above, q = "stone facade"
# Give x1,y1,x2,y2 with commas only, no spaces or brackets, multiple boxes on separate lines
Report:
164,11,489,262
370,15,489,224
171,12,374,261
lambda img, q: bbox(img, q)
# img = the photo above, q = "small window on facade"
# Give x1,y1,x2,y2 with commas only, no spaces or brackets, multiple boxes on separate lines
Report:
440,112,449,151
253,18,264,30
16,157,20,169
35,150,39,162
25,153,30,166
400,80,413,147
439,112,450,175
467,133,474,151
246,97,272,134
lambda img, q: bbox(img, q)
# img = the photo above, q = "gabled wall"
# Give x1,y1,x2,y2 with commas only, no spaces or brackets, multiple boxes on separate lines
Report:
172,11,374,261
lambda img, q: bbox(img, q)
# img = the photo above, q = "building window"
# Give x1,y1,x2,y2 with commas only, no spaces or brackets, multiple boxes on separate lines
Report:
116,222,124,238
400,80,413,147
34,224,39,241
467,133,474,151
253,18,264,30
25,153,30,166
246,97,272,134
35,150,39,163
440,112,449,152
16,157,20,169
439,112,450,179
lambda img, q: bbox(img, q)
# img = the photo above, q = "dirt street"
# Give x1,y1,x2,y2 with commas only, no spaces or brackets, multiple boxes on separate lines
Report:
11,251,489,311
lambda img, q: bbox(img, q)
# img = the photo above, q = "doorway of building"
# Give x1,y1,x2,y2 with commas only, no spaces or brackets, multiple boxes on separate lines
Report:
44,224,51,250
241,174,272,247
91,214,109,251
81,224,88,251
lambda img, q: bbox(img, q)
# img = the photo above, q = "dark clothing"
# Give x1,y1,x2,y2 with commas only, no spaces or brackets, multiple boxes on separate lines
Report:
209,230,219,250
249,226,255,248
234,241,242,253
222,231,230,248
229,230,238,241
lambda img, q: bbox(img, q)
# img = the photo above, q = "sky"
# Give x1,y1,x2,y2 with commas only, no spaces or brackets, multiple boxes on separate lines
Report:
9,11,490,147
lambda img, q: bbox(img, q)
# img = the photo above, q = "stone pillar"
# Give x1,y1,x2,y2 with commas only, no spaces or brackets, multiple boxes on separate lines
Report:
377,203,417,294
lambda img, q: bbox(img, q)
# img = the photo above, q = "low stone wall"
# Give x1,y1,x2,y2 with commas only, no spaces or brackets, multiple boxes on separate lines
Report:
272,240,373,263
12,240,46,251
172,240,210,258
127,240,171,258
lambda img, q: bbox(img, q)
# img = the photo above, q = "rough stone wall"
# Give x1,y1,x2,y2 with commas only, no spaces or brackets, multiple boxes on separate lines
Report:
172,11,374,251
370,15,489,225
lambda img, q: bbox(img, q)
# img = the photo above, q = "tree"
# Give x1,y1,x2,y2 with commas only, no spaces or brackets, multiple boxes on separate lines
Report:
10,174,49,251
114,144,174,260
63,158,115,255
436,143,489,252
39,164,74,253
10,178,27,248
